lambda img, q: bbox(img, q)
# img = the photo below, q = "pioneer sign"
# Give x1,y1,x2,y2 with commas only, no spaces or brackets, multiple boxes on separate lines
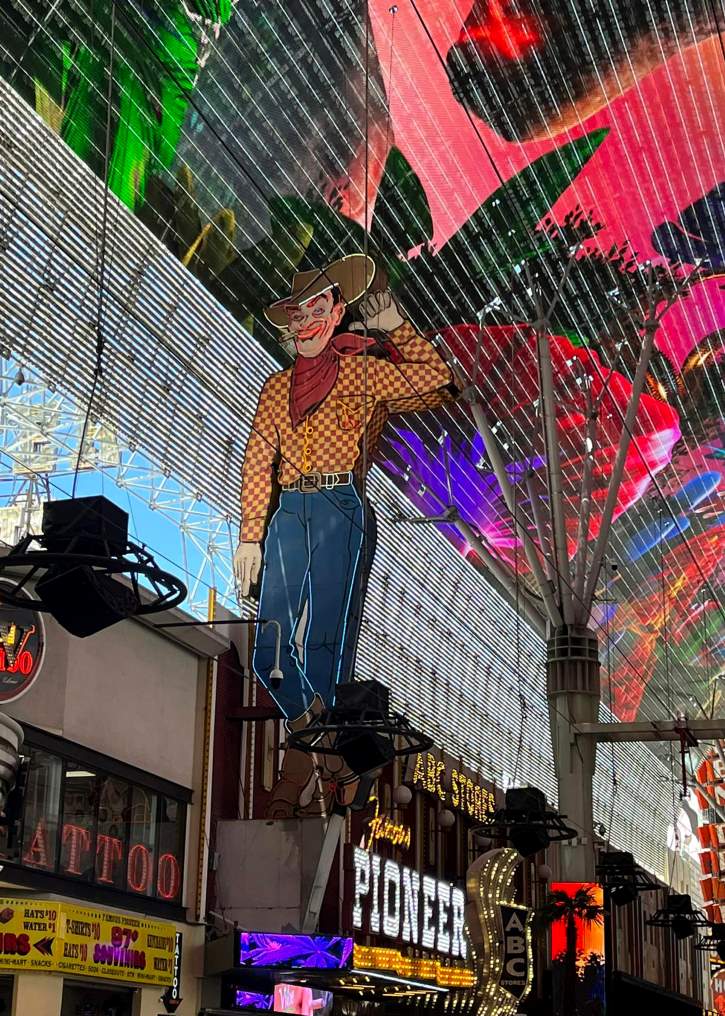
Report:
349,845,467,959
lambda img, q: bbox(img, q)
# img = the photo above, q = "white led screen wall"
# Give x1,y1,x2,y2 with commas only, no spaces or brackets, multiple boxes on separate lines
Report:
0,81,671,879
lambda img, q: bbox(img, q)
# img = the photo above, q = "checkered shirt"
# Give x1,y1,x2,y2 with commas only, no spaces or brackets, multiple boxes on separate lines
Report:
240,321,452,542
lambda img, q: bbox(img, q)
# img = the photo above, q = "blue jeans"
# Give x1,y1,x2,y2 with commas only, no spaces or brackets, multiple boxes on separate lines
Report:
253,483,377,721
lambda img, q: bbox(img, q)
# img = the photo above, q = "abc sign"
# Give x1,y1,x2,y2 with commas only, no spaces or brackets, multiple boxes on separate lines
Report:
500,907,530,999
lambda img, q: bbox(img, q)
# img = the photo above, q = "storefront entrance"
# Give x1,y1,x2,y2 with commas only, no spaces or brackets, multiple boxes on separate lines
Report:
60,981,135,1016
0,977,12,1014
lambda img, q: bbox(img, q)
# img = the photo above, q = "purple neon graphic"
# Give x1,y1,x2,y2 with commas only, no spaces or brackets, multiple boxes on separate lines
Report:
383,427,532,564
233,990,273,1010
237,932,353,970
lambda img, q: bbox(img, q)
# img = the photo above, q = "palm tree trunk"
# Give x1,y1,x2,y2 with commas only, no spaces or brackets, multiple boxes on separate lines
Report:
564,912,578,1014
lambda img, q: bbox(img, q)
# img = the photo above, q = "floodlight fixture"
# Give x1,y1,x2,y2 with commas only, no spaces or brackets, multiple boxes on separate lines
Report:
287,680,432,786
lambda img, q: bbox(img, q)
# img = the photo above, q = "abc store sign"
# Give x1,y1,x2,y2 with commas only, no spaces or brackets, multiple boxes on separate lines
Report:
350,846,467,960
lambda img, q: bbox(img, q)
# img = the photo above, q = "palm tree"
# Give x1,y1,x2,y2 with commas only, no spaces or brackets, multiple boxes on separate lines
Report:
538,885,605,1016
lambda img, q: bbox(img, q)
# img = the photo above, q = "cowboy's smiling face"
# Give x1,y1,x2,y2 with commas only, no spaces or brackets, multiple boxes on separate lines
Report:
286,290,346,358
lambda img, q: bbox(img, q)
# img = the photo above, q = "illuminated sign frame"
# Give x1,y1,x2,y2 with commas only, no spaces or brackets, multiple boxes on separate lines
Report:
465,847,533,1015
0,580,45,703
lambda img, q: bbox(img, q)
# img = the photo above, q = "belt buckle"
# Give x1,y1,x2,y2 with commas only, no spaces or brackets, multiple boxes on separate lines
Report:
299,470,322,493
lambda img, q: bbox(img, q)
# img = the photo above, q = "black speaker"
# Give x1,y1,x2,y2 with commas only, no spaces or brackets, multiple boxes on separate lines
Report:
334,680,390,719
509,826,550,858
36,565,138,637
505,786,550,857
506,786,547,814
603,850,635,868
329,681,394,776
672,917,695,940
667,894,694,914
42,497,129,555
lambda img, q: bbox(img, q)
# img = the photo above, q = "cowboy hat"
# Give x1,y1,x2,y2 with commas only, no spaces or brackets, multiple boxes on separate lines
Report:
265,253,375,328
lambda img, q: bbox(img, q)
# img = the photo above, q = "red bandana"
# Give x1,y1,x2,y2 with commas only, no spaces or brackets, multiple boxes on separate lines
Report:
289,332,375,429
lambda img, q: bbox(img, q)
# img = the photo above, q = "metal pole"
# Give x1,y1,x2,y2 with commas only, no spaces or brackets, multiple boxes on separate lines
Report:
525,470,556,584
455,517,546,634
465,396,563,626
581,327,660,609
440,335,562,624
302,811,346,933
573,381,598,618
535,328,574,624
582,266,682,610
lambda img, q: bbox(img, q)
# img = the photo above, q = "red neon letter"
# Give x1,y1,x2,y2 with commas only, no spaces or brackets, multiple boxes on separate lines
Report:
17,651,33,676
127,843,150,893
22,820,50,869
156,852,181,900
96,834,123,884
62,823,91,875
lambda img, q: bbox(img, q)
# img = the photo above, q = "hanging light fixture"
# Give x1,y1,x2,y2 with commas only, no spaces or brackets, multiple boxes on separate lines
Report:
0,496,186,637
473,785,576,857
287,680,432,809
597,850,658,906
646,894,710,940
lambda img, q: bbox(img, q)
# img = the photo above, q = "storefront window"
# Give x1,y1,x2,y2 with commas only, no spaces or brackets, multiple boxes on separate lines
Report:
5,739,186,907
60,764,98,881
95,776,131,890
20,751,63,871
128,786,156,896
157,796,184,902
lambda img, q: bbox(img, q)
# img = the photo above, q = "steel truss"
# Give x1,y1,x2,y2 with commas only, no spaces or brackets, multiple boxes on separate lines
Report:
0,365,237,617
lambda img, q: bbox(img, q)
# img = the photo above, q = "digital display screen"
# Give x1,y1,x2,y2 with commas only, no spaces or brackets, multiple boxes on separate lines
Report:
274,984,333,1015
227,984,334,1014
236,933,353,971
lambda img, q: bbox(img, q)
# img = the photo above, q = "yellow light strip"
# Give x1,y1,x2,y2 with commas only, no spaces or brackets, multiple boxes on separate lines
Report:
353,945,476,988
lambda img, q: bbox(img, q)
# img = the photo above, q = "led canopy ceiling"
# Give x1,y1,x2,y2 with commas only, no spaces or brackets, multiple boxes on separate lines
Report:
0,0,722,724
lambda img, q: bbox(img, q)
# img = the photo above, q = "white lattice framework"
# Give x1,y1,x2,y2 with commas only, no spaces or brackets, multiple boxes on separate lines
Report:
0,365,238,615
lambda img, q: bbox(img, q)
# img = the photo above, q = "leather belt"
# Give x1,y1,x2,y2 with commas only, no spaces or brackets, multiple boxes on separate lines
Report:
282,471,354,494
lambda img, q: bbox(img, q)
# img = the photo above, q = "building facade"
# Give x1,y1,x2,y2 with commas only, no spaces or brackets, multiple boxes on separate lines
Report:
201,638,711,1016
0,577,227,1016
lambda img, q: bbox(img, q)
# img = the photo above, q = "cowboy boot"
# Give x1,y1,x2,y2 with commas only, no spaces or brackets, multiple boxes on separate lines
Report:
265,697,326,820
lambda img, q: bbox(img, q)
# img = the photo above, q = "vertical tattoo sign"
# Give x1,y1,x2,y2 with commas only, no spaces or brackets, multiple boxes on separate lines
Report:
162,931,183,1013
